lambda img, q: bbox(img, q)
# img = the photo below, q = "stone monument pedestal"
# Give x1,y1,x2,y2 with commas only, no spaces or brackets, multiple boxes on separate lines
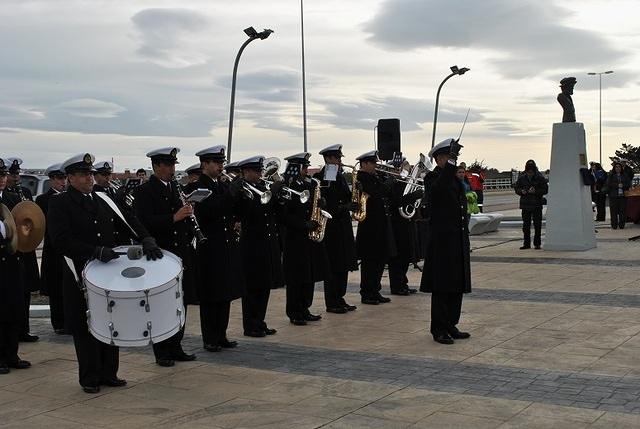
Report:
544,122,596,251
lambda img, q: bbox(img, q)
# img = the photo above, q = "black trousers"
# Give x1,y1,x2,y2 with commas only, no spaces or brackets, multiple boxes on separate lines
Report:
610,196,627,228
360,258,385,299
49,295,65,331
286,282,314,320
324,271,349,308
594,192,606,221
430,292,463,337
242,289,271,333
388,256,409,292
72,329,118,387
200,301,231,346
20,290,31,336
0,322,19,365
152,306,187,360
476,190,484,212
522,207,543,247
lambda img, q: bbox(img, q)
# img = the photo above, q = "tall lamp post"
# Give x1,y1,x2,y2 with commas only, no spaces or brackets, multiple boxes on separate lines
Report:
300,0,308,152
431,65,470,149
227,26,274,161
587,70,614,164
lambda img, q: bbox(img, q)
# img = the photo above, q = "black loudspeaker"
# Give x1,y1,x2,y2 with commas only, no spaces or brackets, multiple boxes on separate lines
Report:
377,118,400,161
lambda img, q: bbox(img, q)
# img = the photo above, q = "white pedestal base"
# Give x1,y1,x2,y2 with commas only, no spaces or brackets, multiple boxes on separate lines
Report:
544,122,596,251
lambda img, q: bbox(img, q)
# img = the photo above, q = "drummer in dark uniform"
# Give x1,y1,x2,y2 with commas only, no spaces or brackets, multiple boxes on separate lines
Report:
0,158,31,375
420,138,471,345
313,144,358,314
92,161,116,200
192,146,244,352
6,157,40,342
133,147,197,367
281,152,328,325
182,163,202,195
231,156,284,337
47,153,163,392
35,163,68,334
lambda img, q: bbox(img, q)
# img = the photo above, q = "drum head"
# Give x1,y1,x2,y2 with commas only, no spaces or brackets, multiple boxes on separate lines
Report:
84,247,182,292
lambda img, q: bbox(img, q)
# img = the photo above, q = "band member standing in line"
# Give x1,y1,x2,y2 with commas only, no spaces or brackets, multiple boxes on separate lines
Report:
134,147,197,367
47,153,163,392
313,144,358,314
281,152,328,326
0,158,31,375
183,163,203,195
35,163,69,334
6,158,40,343
355,150,395,305
230,156,284,337
193,146,245,352
420,139,471,345
92,161,116,199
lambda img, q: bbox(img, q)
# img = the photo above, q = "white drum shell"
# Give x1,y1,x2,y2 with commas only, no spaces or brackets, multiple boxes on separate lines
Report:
83,247,185,347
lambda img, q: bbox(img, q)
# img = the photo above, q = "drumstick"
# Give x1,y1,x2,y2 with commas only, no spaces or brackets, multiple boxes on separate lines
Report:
114,247,143,260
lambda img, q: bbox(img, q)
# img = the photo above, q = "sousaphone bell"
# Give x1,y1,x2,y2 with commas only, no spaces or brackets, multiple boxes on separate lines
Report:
11,201,46,252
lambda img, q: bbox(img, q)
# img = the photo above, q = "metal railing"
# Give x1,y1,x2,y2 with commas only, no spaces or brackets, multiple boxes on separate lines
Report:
484,178,513,191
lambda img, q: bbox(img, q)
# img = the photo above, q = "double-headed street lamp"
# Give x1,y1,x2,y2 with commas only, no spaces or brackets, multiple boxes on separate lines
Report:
431,65,470,149
587,70,614,164
227,26,274,161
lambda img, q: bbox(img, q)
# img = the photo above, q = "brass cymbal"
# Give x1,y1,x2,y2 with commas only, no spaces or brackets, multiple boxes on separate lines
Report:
11,201,46,253
0,203,18,255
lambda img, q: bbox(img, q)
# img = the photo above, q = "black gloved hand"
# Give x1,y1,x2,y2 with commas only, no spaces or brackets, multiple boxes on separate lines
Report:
304,220,320,231
354,180,363,192
94,246,119,263
410,189,424,201
270,181,285,197
229,180,243,198
449,139,463,160
348,201,359,212
142,236,164,261
318,197,327,209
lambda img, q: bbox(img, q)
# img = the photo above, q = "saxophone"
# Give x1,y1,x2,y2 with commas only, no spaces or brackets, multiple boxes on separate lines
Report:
308,178,332,243
350,167,368,222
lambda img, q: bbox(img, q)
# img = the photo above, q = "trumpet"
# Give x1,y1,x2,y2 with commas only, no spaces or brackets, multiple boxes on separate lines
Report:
243,180,272,204
264,180,310,204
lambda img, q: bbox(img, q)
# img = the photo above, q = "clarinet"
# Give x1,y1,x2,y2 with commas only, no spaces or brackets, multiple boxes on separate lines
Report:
171,178,206,243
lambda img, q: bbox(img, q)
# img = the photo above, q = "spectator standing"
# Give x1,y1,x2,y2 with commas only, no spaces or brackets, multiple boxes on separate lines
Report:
590,162,607,221
465,167,485,212
607,162,631,230
514,160,548,250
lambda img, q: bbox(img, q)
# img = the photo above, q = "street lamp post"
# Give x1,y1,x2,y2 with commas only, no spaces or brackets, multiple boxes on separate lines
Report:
227,26,274,161
587,70,614,164
300,0,308,152
431,65,470,149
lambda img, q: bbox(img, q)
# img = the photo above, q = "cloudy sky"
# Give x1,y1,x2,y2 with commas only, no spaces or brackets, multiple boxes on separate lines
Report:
1,0,639,171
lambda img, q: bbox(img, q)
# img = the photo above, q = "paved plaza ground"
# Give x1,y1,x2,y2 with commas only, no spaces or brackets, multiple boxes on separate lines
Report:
2,221,640,428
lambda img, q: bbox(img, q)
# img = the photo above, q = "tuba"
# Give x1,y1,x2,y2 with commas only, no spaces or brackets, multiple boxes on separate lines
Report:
308,178,332,242
399,153,430,219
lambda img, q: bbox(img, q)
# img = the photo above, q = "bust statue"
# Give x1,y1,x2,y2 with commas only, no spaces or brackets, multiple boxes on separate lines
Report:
557,77,577,123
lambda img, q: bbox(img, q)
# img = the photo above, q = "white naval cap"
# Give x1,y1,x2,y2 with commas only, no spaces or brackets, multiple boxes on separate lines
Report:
61,153,96,174
195,145,226,161
237,155,265,169
318,144,343,157
355,150,379,162
428,138,460,158
185,163,202,174
44,163,65,177
146,147,180,164
284,152,311,165
93,160,113,173
224,161,240,172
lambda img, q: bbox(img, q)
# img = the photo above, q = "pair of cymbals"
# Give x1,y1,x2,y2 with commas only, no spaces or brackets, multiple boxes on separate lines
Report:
0,203,18,254
0,201,45,254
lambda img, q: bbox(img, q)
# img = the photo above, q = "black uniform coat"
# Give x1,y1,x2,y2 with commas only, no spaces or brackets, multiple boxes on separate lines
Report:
93,184,116,200
313,168,357,272
235,180,284,291
8,185,40,292
281,178,329,285
355,171,397,261
193,174,244,303
0,191,24,324
47,186,151,333
420,162,471,294
35,189,65,297
133,175,198,305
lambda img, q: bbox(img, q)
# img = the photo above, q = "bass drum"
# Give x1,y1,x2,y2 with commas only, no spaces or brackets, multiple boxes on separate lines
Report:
83,246,185,347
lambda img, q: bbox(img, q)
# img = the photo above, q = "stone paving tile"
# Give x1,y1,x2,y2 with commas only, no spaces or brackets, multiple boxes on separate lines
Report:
410,411,503,429
470,255,640,267
471,288,640,308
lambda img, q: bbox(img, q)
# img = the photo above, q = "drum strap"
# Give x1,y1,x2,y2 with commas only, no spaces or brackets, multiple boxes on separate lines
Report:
95,192,138,238
63,256,80,284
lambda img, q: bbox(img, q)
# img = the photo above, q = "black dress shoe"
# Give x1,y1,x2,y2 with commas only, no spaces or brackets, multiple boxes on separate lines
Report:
519,245,531,250
0,364,9,375
244,330,266,338
173,351,197,361
54,329,71,335
361,297,379,305
204,344,222,352
390,289,410,296
101,378,127,387
534,245,541,250
304,313,322,321
290,319,307,326
7,359,31,369
376,294,391,303
326,306,348,314
156,358,175,367
343,303,357,311
219,339,238,348
19,334,39,343
407,288,418,294
82,385,101,394
264,328,277,335
433,334,455,345
448,327,471,339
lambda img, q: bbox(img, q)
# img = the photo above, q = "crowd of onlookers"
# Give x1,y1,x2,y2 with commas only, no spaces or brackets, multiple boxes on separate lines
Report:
589,160,634,229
